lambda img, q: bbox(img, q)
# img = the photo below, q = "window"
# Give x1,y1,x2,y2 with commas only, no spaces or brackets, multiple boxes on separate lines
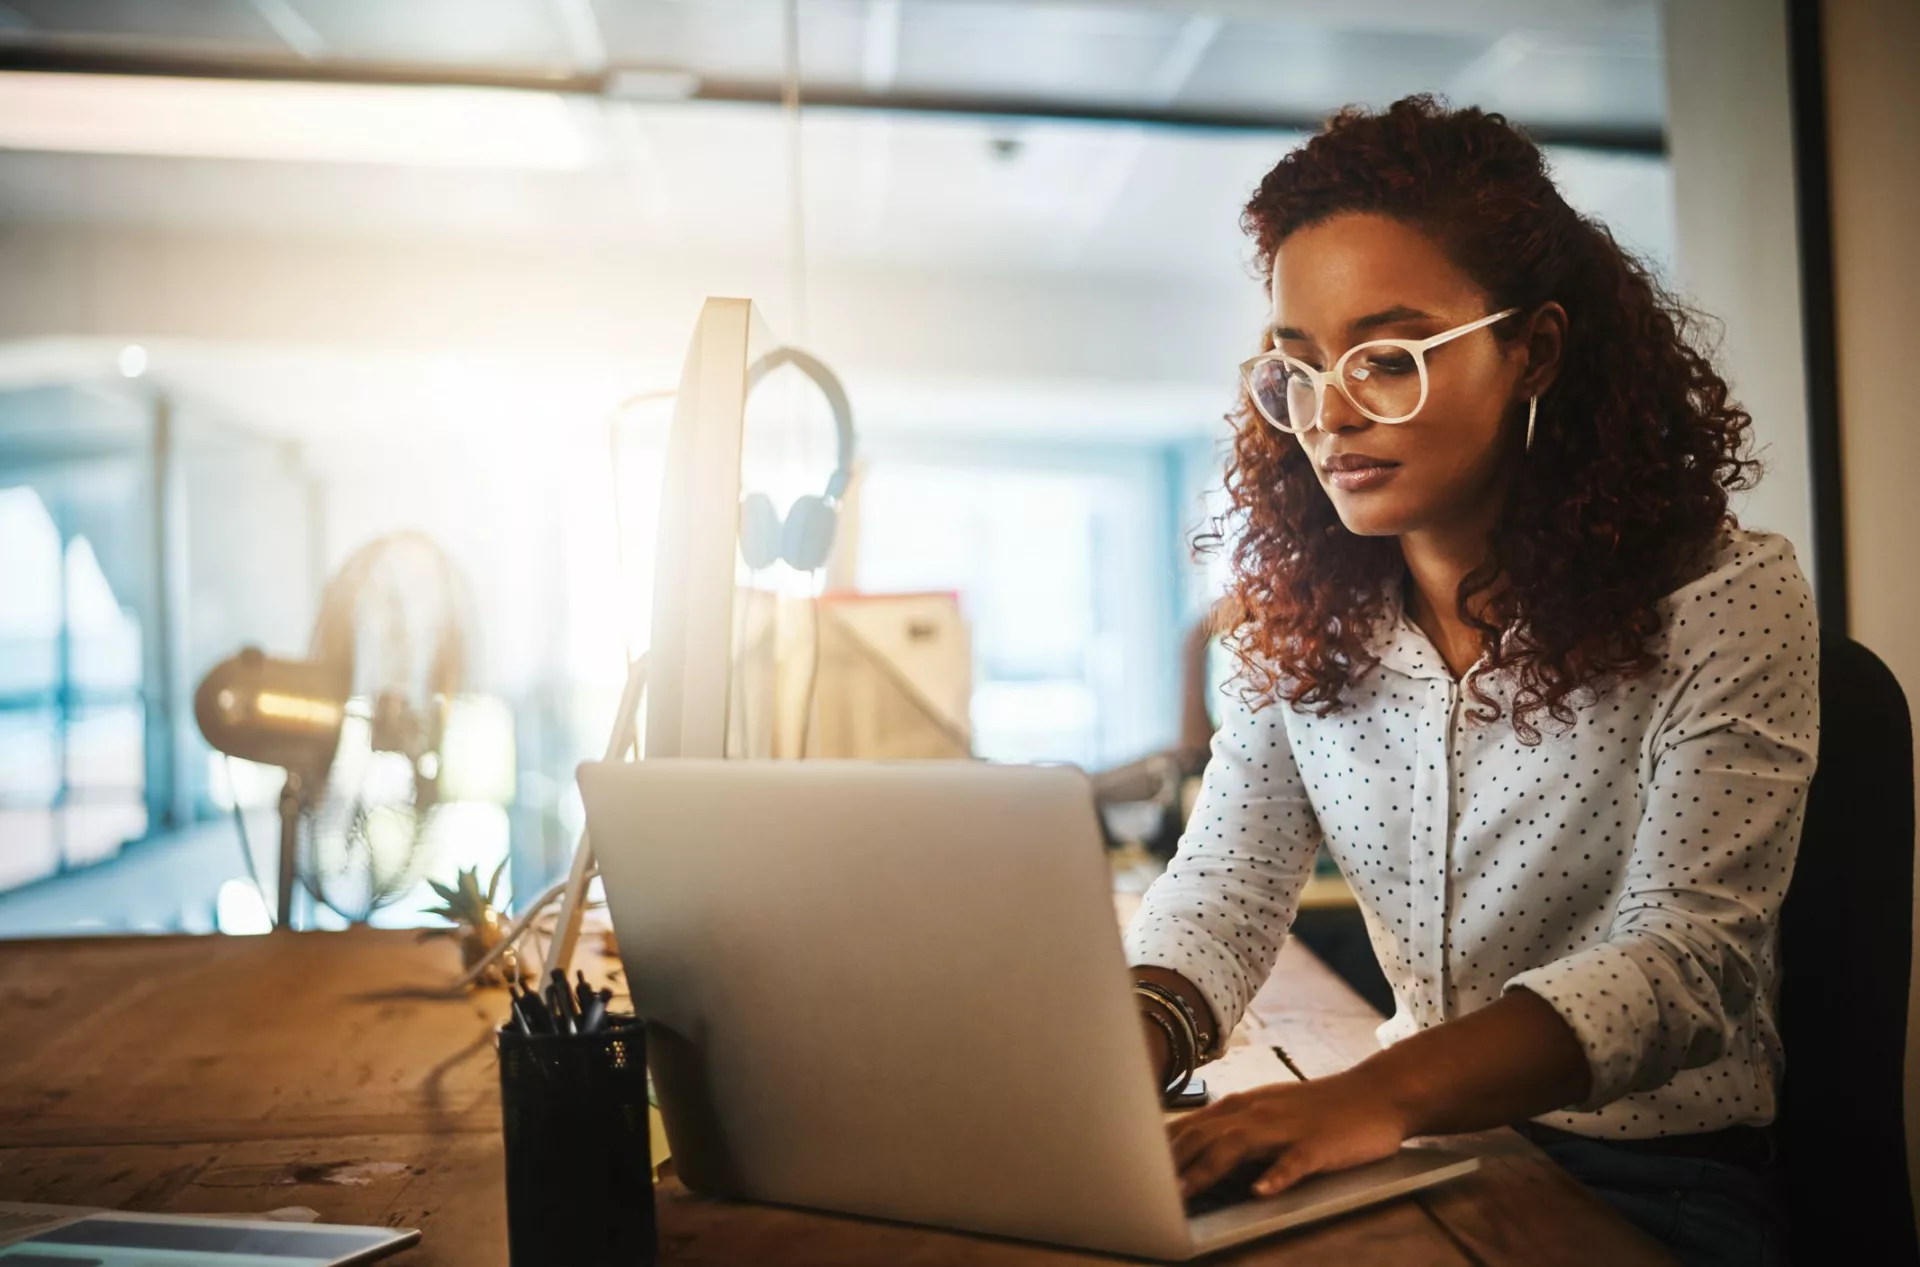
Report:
0,486,147,892
854,443,1176,769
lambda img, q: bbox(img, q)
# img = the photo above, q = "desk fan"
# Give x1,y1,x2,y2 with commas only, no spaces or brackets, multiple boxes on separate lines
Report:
195,531,470,927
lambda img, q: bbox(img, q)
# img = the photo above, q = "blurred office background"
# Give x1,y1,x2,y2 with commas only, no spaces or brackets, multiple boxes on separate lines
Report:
0,0,1901,948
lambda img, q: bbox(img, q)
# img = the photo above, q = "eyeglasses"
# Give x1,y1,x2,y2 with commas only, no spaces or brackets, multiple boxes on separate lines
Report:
1239,307,1520,435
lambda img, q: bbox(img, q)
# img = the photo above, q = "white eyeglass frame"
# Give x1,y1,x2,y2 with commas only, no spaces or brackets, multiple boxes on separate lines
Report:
1240,306,1521,434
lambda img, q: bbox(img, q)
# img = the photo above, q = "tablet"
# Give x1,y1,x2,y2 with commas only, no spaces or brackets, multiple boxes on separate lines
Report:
0,1205,418,1266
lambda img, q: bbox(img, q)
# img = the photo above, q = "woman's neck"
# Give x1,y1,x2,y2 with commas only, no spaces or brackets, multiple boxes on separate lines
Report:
1400,516,1500,680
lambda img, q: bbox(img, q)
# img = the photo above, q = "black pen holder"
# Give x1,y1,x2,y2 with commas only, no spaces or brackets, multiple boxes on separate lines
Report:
498,1017,658,1267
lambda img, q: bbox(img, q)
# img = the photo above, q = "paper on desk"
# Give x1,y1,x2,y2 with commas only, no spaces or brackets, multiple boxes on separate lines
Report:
1202,1025,1298,1097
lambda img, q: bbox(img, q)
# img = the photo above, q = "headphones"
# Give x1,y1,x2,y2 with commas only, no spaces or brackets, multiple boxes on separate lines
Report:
737,345,857,573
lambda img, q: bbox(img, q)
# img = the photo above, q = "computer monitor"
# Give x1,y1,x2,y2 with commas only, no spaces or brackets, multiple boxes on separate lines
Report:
645,295,770,761
548,295,774,969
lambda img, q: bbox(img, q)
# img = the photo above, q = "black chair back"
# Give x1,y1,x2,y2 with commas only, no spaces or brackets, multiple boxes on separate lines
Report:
1779,632,1917,1264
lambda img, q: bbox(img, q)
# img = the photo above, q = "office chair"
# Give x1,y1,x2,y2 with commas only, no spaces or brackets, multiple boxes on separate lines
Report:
1778,632,1917,1265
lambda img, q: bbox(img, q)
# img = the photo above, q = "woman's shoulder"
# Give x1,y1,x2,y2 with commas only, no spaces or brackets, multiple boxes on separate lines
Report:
1660,525,1810,605
1653,524,1818,659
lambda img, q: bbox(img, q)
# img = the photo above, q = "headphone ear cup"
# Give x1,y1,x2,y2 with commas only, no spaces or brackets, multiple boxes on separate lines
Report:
738,492,783,571
781,495,838,571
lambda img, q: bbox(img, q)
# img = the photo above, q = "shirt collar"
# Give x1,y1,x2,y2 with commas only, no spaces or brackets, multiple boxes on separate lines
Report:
1365,580,1458,682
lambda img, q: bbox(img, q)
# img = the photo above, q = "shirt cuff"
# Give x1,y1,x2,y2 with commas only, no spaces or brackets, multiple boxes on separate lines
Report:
1503,941,1660,1112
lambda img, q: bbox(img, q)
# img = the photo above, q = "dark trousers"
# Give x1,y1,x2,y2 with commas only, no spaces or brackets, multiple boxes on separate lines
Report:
1532,1132,1788,1267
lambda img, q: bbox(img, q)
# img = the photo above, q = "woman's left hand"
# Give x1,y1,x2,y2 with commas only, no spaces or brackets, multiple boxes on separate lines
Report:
1168,1067,1413,1199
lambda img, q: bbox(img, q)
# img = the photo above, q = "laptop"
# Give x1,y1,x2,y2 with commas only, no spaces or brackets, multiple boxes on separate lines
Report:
0,1202,418,1265
579,759,1476,1262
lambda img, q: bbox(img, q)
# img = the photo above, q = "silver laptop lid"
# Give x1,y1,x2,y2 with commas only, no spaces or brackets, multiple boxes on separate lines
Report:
580,759,1194,1260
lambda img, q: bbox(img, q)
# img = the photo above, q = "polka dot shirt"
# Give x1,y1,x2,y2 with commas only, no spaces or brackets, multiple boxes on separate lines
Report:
1124,527,1819,1139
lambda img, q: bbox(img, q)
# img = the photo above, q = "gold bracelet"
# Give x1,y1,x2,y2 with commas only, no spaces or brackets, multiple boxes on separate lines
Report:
1134,980,1216,1063
1135,988,1197,1090
1136,988,1197,1067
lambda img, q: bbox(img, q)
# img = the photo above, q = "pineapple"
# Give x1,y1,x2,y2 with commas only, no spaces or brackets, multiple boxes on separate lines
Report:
421,859,516,986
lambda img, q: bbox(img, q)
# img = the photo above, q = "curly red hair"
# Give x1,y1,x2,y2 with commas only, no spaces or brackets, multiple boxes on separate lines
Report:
1217,95,1758,743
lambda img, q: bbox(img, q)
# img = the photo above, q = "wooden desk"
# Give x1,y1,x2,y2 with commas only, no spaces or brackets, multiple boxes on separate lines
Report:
0,928,1673,1265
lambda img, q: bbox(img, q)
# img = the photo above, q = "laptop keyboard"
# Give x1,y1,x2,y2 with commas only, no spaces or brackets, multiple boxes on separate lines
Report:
1183,1160,1274,1218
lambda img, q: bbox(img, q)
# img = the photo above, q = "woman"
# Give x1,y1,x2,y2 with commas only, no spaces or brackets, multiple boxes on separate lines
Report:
1125,96,1814,1267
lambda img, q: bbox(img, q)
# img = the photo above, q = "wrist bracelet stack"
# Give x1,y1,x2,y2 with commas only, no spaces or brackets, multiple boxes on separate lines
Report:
1132,980,1216,1098
1138,1006,1187,1095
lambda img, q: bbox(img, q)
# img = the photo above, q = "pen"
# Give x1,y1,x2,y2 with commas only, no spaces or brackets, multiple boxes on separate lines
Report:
546,971,578,1036
509,983,531,1034
575,971,595,1017
514,982,553,1035
553,969,579,1024
578,989,607,1036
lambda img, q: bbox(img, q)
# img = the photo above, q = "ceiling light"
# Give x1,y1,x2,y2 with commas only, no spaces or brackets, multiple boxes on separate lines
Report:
0,71,593,170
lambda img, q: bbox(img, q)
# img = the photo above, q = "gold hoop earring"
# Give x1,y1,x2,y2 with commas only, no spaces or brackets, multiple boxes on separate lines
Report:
1526,395,1538,452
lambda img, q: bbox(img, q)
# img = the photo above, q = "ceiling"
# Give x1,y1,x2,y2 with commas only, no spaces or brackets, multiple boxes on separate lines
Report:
0,114,1674,279
0,0,1665,136
0,0,1672,275
0,1,1673,445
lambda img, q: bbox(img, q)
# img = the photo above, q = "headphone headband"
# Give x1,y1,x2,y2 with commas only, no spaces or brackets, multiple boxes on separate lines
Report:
744,345,856,503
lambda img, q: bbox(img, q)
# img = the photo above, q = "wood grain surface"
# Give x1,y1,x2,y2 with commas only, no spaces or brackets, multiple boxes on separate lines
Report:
0,927,1674,1265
